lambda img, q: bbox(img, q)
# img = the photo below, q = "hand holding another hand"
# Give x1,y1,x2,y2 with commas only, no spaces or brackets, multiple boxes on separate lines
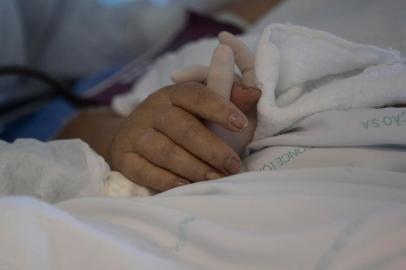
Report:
110,81,260,192
110,32,260,192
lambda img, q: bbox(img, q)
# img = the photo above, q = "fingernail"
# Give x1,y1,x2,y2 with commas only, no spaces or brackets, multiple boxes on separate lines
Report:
229,111,248,130
206,171,222,180
224,156,241,175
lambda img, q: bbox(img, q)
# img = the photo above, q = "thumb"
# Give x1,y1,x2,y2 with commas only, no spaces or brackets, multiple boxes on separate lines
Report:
230,83,261,113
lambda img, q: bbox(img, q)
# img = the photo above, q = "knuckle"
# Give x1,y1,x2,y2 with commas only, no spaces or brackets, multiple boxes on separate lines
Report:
177,121,201,143
140,170,157,189
134,128,156,151
119,154,144,182
158,139,177,163
154,105,175,128
154,172,178,191
172,81,210,106
193,87,212,108
208,145,231,167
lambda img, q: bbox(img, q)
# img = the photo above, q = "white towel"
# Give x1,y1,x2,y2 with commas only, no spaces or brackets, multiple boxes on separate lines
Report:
254,24,406,139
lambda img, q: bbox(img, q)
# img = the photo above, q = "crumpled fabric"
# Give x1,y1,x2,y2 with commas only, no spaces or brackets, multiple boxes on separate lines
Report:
0,139,109,203
254,24,406,139
2,167,406,269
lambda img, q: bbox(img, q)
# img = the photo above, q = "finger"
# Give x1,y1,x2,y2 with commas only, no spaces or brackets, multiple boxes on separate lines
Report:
168,82,248,132
231,83,262,113
134,128,226,181
171,65,208,84
153,105,241,175
207,44,235,99
119,152,190,192
218,31,255,87
172,66,242,84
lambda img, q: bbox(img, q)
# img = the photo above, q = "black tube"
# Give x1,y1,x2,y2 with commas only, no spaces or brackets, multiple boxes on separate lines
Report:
0,65,98,108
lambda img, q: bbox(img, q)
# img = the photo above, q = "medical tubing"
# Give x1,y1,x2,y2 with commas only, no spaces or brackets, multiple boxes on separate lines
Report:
0,65,98,108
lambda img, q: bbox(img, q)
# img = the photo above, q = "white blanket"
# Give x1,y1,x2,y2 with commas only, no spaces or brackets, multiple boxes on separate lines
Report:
2,168,406,269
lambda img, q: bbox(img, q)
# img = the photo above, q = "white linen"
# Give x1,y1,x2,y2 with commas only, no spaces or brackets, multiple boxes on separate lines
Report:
254,24,405,138
244,107,406,173
2,168,406,269
0,139,109,203
249,0,406,55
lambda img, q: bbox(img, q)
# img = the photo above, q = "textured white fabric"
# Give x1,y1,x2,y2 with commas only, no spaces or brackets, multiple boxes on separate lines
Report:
254,24,406,138
249,0,406,55
2,168,406,269
105,171,153,197
0,139,109,203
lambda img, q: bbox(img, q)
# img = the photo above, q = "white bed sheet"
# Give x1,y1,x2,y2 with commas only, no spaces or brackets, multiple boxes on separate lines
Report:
2,168,406,269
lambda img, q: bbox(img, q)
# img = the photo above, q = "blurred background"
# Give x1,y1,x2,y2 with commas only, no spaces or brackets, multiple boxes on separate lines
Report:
2,0,403,142
0,0,281,141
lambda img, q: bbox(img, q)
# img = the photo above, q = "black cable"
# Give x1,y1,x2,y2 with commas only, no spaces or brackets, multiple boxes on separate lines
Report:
0,65,99,108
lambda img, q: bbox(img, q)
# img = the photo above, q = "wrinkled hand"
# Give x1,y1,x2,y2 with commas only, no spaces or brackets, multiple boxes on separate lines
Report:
110,81,260,192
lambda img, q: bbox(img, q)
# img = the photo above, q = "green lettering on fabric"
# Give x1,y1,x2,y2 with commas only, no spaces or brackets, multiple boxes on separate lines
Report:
261,147,310,171
361,110,406,129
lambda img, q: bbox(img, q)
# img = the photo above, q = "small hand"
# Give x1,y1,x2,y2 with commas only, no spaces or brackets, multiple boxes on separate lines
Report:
109,81,260,192
171,32,259,154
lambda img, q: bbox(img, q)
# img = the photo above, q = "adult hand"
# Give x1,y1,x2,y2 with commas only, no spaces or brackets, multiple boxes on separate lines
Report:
109,81,260,192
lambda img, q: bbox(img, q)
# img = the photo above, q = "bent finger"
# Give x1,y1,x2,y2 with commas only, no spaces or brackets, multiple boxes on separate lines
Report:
207,44,235,99
171,65,242,84
119,152,190,192
168,82,248,132
134,128,226,181
218,31,255,87
171,65,209,84
154,105,241,175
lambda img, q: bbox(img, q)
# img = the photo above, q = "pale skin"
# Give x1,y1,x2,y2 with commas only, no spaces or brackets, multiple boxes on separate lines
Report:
172,32,258,155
